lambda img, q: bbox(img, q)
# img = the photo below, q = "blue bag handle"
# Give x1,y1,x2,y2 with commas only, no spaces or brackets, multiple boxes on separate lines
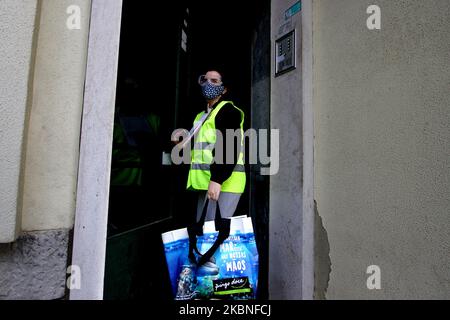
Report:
187,198,231,266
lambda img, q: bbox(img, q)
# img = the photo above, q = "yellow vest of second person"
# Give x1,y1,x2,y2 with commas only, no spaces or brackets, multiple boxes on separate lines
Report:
186,101,246,193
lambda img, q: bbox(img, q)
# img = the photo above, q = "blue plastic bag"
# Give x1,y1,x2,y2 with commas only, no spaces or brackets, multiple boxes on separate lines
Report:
162,216,259,300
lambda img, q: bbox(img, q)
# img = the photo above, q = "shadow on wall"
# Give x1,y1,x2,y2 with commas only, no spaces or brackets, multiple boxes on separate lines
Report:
314,200,331,300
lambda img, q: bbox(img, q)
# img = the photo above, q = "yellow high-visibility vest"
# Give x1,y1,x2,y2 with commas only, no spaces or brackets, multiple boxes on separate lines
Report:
186,100,246,193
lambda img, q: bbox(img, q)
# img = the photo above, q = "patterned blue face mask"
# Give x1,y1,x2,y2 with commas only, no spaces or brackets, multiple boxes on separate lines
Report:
200,82,225,100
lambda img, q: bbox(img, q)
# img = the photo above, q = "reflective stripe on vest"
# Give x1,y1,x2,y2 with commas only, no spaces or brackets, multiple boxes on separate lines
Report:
186,100,246,193
190,163,246,172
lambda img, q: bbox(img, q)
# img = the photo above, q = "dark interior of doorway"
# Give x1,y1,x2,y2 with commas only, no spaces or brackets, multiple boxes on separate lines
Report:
104,0,270,300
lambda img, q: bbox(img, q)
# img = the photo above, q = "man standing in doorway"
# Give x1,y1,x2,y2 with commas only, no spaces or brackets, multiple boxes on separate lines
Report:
186,70,246,223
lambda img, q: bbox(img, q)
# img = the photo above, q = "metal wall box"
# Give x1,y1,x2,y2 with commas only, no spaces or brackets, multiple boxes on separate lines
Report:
275,29,296,77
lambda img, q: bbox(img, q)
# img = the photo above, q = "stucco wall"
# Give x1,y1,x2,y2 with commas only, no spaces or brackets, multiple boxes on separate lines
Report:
0,230,70,299
0,0,91,299
314,0,450,299
0,0,38,243
21,0,91,231
270,0,304,299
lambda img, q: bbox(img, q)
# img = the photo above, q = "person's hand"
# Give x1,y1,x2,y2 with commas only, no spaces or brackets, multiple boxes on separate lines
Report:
207,181,222,201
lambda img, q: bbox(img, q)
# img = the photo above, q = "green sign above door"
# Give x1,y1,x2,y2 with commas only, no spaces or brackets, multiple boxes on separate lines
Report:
285,1,301,20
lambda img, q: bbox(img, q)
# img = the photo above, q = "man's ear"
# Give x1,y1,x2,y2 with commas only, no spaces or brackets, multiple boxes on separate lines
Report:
223,87,228,95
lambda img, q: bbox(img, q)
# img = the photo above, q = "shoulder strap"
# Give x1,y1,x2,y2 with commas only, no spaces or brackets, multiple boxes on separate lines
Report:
178,110,212,150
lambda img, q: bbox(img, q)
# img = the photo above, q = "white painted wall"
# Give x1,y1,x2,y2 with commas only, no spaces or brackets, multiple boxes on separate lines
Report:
0,0,38,242
314,0,450,299
21,0,91,231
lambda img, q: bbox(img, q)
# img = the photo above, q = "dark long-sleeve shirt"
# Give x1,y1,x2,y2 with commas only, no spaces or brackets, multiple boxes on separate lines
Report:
209,99,243,185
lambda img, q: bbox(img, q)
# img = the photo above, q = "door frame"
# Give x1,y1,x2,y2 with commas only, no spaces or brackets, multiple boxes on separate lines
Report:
268,0,314,300
70,0,123,300
70,0,314,300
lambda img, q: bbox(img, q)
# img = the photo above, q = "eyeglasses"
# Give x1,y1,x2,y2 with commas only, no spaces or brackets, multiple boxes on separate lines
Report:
198,75,223,86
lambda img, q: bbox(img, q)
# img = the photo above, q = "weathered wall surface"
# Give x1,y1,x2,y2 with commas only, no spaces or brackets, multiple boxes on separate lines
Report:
0,0,91,299
0,230,69,300
314,0,450,299
270,0,305,299
21,0,91,231
0,0,38,243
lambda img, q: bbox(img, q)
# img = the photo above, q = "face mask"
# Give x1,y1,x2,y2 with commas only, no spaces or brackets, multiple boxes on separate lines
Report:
201,82,225,100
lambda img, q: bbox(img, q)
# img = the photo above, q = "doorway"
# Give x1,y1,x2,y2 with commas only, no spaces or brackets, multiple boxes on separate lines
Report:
103,0,271,300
